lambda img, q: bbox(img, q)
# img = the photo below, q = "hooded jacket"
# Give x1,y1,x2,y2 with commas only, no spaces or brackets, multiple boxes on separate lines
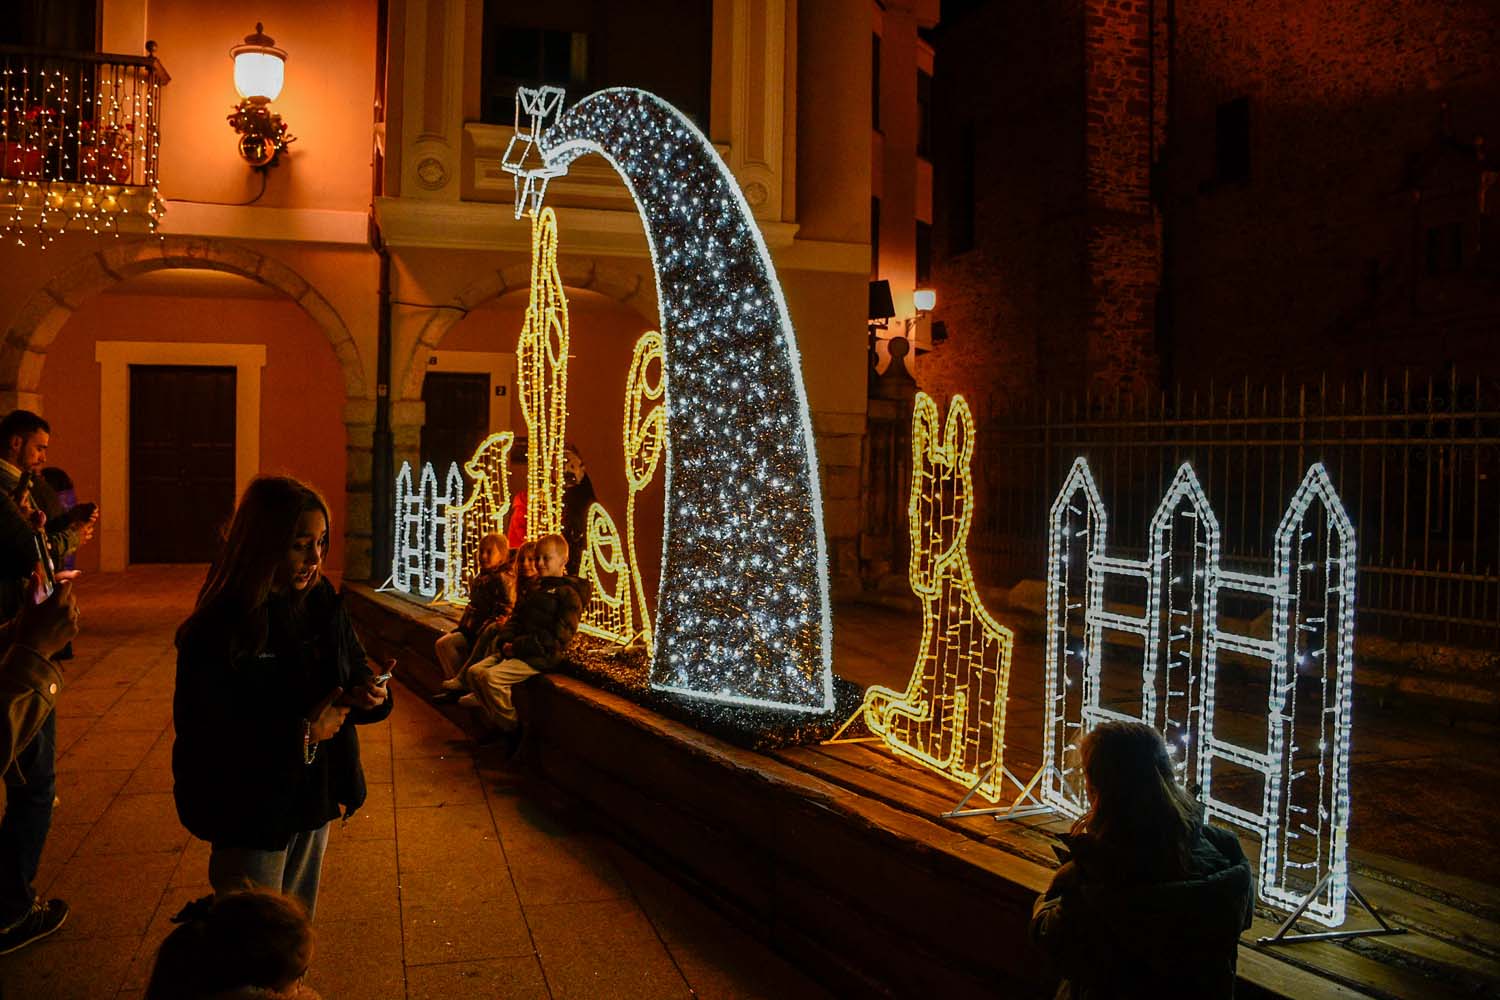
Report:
468,573,591,672
172,580,393,851
1031,823,1255,999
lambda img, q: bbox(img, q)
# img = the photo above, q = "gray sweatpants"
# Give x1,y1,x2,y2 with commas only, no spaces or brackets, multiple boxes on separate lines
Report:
208,823,330,918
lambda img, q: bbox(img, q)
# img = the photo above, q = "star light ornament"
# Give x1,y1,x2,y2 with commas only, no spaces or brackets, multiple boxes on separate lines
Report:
1039,458,1369,934
506,85,832,713
392,460,464,599
831,394,1017,805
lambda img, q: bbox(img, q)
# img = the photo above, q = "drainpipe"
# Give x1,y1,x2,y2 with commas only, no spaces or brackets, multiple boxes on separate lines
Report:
369,0,394,582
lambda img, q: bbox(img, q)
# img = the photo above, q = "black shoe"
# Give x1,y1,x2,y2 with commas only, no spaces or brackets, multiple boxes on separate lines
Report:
0,898,69,955
431,690,462,705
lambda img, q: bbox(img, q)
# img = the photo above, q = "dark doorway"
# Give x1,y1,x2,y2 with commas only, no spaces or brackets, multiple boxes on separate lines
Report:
128,365,236,563
421,371,491,476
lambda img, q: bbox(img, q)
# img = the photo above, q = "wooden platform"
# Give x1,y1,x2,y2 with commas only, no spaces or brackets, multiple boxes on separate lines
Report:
346,583,1500,999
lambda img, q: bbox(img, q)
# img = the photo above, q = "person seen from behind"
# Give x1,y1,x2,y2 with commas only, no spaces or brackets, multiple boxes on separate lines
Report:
1030,720,1254,998
433,532,515,684
457,533,589,751
145,887,319,1000
173,476,393,919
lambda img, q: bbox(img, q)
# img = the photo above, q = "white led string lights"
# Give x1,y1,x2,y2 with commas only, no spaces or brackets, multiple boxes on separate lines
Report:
505,86,833,713
390,460,463,599
623,330,666,653
517,208,570,541
832,394,1016,804
1036,459,1370,934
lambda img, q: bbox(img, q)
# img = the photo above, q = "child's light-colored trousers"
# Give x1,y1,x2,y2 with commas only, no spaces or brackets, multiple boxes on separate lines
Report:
464,656,540,729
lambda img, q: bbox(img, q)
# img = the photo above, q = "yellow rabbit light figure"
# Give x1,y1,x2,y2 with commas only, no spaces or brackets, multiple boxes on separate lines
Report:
856,393,1015,802
518,207,569,540
443,431,516,604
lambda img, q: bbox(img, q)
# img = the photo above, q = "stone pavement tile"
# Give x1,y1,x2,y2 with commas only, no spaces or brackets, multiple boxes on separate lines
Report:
610,849,834,1000
391,692,471,759
405,955,551,1000
55,683,128,719
169,836,212,890
304,912,405,1000
316,836,399,923
52,766,132,824
0,932,136,1000
395,803,504,874
359,720,394,784
402,893,534,965
34,822,92,897
527,898,692,1000
484,780,591,852
331,779,395,841
48,850,175,941
53,713,93,756
91,696,173,734
393,753,486,808
118,883,206,993
121,730,176,794
57,727,159,773
75,792,190,856
504,836,631,906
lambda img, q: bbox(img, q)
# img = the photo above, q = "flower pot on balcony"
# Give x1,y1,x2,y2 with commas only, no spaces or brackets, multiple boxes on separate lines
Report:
80,144,133,184
0,141,44,180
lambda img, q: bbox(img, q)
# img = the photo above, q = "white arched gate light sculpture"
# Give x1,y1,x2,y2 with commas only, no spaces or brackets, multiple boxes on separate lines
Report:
503,86,833,714
1037,459,1390,941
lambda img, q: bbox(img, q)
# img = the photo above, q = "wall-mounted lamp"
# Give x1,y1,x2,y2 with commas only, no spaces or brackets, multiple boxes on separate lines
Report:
226,23,294,169
913,288,937,314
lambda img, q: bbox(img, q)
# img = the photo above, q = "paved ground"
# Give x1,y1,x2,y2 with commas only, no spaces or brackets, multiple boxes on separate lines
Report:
0,567,831,1000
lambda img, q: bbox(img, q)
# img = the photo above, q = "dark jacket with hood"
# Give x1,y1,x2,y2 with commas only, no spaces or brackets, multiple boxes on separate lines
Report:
1031,822,1254,999
468,574,591,672
172,579,393,851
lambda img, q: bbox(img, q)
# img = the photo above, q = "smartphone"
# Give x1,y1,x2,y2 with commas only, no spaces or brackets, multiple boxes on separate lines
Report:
372,668,394,685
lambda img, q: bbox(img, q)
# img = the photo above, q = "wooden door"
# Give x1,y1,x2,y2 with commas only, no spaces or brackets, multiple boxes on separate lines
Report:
128,365,237,563
421,371,491,476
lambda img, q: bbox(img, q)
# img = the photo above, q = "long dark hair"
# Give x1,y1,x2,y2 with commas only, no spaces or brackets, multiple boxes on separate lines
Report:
145,889,314,999
175,475,330,653
1072,721,1200,880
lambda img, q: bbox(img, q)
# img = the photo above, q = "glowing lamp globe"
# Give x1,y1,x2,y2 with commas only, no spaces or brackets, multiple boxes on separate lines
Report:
913,288,937,313
231,23,287,104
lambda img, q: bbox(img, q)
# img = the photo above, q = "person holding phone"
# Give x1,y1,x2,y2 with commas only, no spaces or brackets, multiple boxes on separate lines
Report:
173,476,393,918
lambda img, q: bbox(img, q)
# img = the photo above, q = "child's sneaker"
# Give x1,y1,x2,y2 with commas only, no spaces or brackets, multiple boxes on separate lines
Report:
0,898,69,955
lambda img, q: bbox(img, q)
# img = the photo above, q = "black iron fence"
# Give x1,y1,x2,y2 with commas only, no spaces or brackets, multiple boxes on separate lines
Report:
968,369,1500,648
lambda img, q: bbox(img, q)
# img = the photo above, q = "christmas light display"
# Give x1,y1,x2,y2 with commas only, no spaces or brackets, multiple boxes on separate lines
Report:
1039,459,1359,929
516,206,570,541
623,330,666,652
0,55,164,246
391,460,464,599
845,394,1015,800
442,431,515,605
577,502,634,644
505,85,832,713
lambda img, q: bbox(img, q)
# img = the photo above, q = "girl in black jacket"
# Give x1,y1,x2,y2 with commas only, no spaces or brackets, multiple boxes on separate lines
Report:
1031,721,1255,998
173,476,392,918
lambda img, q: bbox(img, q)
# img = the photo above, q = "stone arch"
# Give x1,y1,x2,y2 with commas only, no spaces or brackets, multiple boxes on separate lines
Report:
395,252,655,404
0,236,368,407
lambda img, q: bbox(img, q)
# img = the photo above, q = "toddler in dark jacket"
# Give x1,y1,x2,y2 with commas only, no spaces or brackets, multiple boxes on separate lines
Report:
455,533,590,741
434,533,515,690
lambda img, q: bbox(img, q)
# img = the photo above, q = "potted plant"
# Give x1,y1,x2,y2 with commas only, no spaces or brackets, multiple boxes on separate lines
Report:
79,119,135,184
0,106,48,180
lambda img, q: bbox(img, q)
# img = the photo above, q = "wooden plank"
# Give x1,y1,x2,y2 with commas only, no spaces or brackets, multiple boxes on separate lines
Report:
1236,948,1377,999
1243,911,1475,1000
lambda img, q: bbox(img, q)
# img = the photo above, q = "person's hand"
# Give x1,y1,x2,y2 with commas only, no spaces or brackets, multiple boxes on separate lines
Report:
15,570,80,659
340,660,393,710
26,508,46,532
502,642,515,657
78,506,99,544
306,687,350,742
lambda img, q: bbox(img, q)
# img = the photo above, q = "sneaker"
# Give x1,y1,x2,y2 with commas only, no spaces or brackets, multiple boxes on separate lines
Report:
439,676,465,692
0,898,69,955
457,693,479,709
431,690,462,705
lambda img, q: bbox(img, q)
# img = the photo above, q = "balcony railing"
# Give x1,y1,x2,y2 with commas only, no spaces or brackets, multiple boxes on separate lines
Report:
0,44,167,242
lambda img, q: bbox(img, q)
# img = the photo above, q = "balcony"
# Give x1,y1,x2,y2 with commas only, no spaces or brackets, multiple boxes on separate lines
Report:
0,45,167,242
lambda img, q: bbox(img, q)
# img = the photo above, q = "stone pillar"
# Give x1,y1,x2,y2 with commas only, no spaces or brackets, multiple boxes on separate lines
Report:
343,398,378,581
813,409,866,601
1083,0,1164,397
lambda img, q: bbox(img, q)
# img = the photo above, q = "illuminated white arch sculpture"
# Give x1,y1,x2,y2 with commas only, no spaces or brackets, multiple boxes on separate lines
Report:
505,86,833,713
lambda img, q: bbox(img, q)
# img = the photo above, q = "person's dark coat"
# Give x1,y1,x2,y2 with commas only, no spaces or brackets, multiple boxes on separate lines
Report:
1030,823,1254,999
561,474,596,575
456,566,516,642
470,574,590,672
172,579,392,851
0,467,84,620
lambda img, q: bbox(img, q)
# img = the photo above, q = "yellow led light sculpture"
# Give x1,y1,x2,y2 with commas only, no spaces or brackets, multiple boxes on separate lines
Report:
517,206,569,541
854,393,1016,800
442,431,516,604
391,460,463,599
577,502,634,643
623,331,665,652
